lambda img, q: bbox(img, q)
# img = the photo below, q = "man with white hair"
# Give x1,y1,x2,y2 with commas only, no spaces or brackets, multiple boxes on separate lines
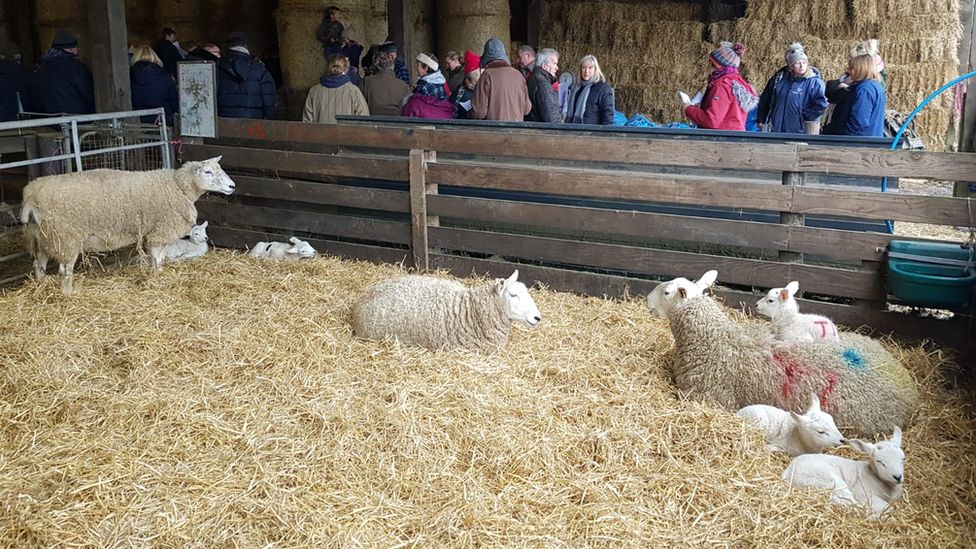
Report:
525,48,561,123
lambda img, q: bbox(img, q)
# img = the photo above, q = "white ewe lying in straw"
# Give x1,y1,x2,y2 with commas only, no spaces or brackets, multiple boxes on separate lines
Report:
757,281,840,342
21,157,235,292
248,237,317,262
783,427,905,520
352,270,542,352
737,394,846,457
162,221,209,262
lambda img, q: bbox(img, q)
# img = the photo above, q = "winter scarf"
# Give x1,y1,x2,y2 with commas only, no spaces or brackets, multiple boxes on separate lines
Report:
40,48,73,61
566,79,594,124
415,70,448,100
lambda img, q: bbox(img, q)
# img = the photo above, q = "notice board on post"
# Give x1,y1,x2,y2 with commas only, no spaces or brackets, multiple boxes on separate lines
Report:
178,61,218,139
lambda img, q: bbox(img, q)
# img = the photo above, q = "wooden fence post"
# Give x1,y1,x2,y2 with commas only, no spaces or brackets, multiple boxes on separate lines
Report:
409,148,437,271
779,171,806,263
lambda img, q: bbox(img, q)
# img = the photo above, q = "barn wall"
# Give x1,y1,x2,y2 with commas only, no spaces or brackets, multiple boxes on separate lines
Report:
541,0,962,149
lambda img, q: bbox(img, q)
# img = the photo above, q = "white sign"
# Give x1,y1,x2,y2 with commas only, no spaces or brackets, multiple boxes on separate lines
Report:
178,61,218,138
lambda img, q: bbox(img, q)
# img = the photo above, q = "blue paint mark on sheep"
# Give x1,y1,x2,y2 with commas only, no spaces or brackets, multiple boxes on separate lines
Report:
842,348,866,370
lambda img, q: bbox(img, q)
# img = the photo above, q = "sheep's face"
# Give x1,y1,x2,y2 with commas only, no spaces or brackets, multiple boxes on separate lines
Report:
286,238,317,259
792,411,846,452
756,281,800,317
851,427,905,486
196,157,236,195
188,222,209,244
647,270,717,318
498,270,541,327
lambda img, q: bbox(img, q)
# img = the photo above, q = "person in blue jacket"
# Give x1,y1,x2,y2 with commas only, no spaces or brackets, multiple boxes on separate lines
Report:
822,54,886,137
30,30,95,115
756,42,827,134
129,45,178,126
216,32,277,119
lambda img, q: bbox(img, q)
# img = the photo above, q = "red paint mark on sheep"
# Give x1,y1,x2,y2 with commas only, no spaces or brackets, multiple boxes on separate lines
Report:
773,352,807,400
814,320,836,339
819,371,839,411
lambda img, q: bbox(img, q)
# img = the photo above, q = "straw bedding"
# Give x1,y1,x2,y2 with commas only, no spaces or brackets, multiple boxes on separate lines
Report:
1,250,974,546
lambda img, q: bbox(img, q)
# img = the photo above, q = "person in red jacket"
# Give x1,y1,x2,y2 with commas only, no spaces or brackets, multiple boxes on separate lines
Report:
681,41,758,131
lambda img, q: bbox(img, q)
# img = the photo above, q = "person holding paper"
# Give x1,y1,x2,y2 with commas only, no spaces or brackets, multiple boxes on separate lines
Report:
680,41,758,131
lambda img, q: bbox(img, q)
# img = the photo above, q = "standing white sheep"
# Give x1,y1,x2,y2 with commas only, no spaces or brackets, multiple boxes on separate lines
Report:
21,157,235,293
352,270,542,353
737,394,846,456
161,221,209,262
646,270,717,318
782,427,905,520
757,281,840,342
248,237,317,262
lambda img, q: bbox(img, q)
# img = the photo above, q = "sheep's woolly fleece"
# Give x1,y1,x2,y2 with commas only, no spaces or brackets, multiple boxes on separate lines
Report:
0,250,973,547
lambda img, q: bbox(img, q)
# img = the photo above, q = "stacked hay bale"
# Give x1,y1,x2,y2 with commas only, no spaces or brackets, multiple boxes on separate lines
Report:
541,0,707,123
541,0,962,149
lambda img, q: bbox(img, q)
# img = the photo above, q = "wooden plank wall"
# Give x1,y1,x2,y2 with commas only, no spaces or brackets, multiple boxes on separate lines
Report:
182,118,976,353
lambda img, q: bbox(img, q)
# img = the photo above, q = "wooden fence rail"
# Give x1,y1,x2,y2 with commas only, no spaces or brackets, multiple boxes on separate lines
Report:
185,118,976,353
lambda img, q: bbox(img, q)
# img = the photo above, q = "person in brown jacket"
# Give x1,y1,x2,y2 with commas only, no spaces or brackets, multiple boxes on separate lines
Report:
361,51,411,116
303,54,369,124
471,38,531,122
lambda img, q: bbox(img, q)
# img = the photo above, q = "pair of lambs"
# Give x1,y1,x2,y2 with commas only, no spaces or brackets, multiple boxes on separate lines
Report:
352,270,542,353
739,398,905,520
20,157,235,292
646,270,919,437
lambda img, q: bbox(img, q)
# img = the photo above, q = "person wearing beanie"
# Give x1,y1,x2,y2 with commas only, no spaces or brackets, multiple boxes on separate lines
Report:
216,32,277,119
361,50,411,116
303,53,369,124
680,42,758,131
30,29,95,115
452,50,481,118
756,42,828,134
822,53,887,137
0,42,32,121
402,52,454,119
471,38,531,121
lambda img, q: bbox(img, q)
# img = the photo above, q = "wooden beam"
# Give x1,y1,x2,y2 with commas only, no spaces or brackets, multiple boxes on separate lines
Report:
408,149,430,271
88,0,132,112
779,171,806,263
183,144,410,181
387,0,413,78
229,175,410,212
526,0,541,47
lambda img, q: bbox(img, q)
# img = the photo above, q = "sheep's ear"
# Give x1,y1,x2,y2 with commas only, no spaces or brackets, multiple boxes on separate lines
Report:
507,270,519,284
789,411,805,423
200,221,208,228
786,281,799,296
890,426,902,447
207,155,223,164
696,270,718,289
678,287,687,299
808,393,822,413
778,289,789,302
848,439,873,455
289,236,300,244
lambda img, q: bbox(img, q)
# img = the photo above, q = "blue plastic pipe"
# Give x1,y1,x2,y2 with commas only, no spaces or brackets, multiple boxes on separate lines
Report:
882,70,976,233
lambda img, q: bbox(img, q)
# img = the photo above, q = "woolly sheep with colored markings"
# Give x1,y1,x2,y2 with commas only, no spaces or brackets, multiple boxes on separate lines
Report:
352,270,542,353
21,157,235,293
661,293,918,436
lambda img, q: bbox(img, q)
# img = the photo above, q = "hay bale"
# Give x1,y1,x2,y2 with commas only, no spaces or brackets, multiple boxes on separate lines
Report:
0,251,974,545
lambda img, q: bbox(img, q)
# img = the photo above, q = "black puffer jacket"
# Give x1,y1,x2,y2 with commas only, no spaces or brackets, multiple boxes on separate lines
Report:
565,80,615,125
525,66,561,123
216,50,277,119
30,49,95,115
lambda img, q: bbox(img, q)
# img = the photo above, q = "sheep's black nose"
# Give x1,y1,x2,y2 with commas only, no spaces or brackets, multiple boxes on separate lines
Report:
893,474,902,483
840,439,847,444
533,315,542,323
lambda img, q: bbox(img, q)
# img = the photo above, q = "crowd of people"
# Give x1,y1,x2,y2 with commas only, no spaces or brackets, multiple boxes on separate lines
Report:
0,7,889,138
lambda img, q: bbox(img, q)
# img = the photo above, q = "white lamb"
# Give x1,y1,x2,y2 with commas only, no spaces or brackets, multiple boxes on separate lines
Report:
248,237,317,262
757,281,840,342
352,270,542,353
737,393,846,456
782,427,904,520
20,156,235,293
161,222,209,262
646,270,717,318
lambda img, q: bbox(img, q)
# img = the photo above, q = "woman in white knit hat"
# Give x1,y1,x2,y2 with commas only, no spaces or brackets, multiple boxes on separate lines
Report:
755,42,828,134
